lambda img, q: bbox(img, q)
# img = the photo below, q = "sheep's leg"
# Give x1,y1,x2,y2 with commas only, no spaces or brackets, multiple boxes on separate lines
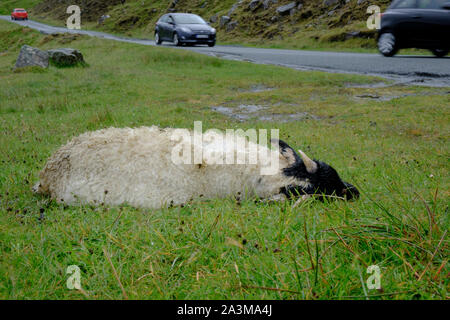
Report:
268,193,287,202
259,193,287,204
292,194,312,208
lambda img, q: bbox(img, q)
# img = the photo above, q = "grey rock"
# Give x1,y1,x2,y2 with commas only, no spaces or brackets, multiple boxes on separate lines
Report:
277,2,296,15
220,15,231,27
228,1,243,16
226,21,238,32
345,31,361,39
249,0,261,11
47,48,85,67
263,0,278,10
14,45,49,69
323,0,339,6
98,14,110,25
210,14,218,23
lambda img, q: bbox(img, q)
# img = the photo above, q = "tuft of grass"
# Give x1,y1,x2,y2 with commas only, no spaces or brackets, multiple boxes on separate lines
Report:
0,21,448,300
49,59,89,68
12,65,48,73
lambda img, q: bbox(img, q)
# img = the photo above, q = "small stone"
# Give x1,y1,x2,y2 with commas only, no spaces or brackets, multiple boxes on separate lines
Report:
226,21,238,32
98,14,110,25
210,14,218,23
220,15,231,27
323,0,339,6
228,1,243,16
277,2,296,15
249,0,261,11
263,0,278,10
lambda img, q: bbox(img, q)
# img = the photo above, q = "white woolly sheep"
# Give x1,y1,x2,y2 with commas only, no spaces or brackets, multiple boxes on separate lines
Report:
33,126,358,208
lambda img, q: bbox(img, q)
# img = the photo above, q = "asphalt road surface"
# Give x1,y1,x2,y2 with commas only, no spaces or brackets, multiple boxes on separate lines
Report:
2,16,449,87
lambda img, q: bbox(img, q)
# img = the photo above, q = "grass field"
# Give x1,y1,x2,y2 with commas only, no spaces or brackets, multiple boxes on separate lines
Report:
0,20,449,300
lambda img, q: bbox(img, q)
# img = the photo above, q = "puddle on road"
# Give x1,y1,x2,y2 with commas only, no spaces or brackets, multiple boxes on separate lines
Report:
345,82,392,89
212,104,320,123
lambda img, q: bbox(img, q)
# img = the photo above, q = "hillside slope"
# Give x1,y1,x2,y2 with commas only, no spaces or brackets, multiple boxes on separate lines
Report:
0,0,40,15
30,0,392,49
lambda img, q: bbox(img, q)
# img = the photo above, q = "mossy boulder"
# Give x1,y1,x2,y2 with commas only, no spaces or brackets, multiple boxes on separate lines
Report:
47,48,85,67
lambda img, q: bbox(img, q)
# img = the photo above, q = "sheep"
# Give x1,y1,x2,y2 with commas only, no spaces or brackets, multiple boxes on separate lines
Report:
33,126,359,208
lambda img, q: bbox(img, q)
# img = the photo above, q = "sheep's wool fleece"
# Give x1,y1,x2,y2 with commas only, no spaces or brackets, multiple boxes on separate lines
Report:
36,126,298,208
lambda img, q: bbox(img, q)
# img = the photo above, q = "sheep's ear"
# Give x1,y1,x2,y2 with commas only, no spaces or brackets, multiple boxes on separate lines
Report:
270,139,300,166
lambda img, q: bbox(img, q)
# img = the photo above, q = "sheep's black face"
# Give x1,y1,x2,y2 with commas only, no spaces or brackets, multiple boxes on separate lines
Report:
306,161,360,200
273,139,359,201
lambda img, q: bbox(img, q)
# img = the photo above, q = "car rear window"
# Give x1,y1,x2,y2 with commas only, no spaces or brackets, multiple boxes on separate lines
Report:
15,9,26,12
391,0,417,8
419,0,448,8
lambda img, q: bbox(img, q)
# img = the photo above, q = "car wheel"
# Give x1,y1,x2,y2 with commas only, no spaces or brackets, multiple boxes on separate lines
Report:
431,49,448,58
378,32,398,57
173,33,181,46
155,32,162,45
11,17,14,20
208,42,216,47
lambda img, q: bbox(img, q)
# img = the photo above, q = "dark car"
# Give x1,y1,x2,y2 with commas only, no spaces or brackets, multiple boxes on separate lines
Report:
378,0,450,57
155,13,216,47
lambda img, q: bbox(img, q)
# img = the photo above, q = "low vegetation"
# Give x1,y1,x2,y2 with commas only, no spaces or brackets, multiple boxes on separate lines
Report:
0,21,448,299
0,0,39,15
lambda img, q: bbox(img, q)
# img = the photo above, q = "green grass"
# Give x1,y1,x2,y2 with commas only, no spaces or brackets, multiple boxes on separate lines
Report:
0,20,448,300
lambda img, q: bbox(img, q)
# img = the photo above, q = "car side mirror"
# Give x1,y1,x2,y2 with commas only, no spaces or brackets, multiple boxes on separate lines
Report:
443,2,450,9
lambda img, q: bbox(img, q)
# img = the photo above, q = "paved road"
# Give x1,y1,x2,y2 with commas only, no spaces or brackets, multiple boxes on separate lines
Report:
2,16,450,86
